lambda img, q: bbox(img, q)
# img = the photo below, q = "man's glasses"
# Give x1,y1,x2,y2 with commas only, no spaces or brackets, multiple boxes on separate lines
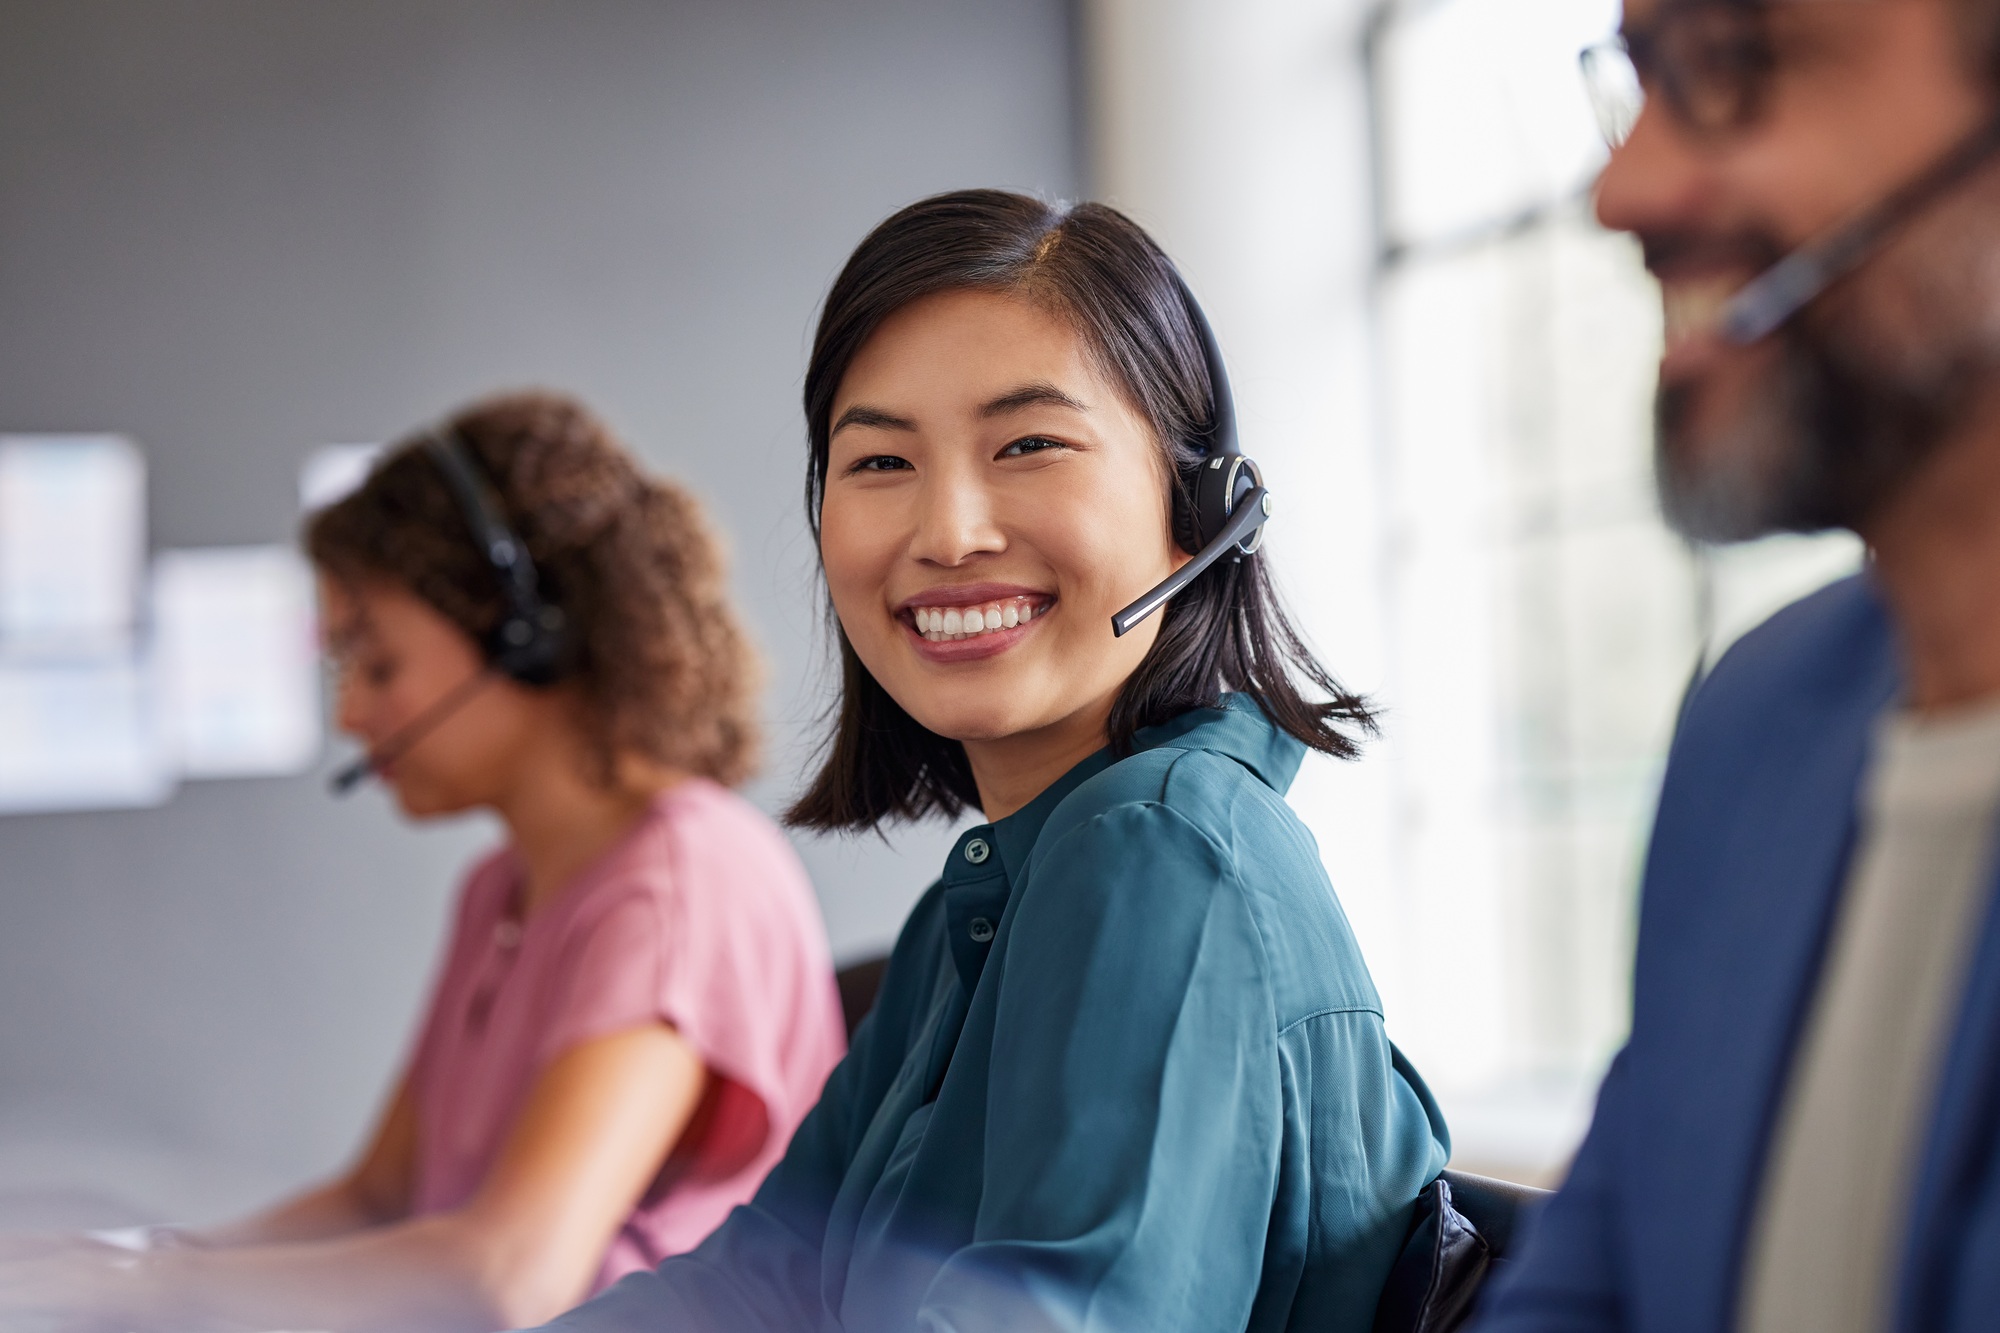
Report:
1580,2,1777,149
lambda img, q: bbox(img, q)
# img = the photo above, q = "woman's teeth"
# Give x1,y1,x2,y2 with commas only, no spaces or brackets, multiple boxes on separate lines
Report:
911,597,1044,642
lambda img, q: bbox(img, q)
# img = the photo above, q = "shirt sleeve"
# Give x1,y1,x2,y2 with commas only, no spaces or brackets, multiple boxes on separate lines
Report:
534,890,681,1069
538,881,796,1196
918,801,1287,1333
533,919,923,1333
535,822,840,1184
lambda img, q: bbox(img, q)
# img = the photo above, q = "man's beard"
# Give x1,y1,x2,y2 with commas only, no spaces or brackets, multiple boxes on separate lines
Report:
1652,213,2000,545
1654,325,1957,542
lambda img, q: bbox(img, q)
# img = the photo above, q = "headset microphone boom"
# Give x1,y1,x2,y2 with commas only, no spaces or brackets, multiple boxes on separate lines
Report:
1721,114,2000,346
327,429,571,796
1110,287,1274,638
1113,113,2000,631
327,670,496,795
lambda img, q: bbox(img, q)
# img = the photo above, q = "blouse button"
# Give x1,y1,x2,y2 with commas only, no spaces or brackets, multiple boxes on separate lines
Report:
968,917,995,943
964,837,991,865
493,919,522,950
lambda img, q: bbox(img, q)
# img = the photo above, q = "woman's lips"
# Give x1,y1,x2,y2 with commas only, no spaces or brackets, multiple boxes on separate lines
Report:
898,591,1054,662
909,594,1046,642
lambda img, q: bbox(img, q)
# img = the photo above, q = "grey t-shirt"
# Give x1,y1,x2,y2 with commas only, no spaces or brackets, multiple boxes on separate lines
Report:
1740,698,2000,1333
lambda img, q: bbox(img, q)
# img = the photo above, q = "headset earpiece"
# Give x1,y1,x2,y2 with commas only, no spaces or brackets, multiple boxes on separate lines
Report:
489,601,569,686
1192,453,1266,557
423,431,571,686
1111,281,1275,637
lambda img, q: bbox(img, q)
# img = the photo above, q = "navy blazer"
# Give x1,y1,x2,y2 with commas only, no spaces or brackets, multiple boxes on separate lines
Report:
1477,573,2000,1332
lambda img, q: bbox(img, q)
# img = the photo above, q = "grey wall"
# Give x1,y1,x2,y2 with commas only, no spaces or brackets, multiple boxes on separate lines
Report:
0,0,1078,1221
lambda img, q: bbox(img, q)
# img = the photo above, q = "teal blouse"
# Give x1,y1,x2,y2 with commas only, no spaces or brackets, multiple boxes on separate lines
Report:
541,697,1449,1333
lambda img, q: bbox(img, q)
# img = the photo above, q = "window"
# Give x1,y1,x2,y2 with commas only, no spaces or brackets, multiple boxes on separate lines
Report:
1362,0,1862,1175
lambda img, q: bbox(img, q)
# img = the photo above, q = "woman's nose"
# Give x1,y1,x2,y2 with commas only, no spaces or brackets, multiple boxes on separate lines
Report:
907,468,1006,567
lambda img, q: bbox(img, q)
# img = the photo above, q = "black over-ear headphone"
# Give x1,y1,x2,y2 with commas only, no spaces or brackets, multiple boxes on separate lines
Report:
422,429,570,685
1110,287,1273,637
328,429,572,795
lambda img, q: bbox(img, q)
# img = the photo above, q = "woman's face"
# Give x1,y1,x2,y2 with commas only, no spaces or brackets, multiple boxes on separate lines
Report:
819,287,1187,755
319,576,554,818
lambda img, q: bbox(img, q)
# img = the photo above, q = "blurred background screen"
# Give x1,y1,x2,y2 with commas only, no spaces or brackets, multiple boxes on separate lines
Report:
0,0,1862,1223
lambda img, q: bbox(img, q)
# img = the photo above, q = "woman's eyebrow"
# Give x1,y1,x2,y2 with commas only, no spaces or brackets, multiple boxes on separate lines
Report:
980,382,1088,417
831,405,917,436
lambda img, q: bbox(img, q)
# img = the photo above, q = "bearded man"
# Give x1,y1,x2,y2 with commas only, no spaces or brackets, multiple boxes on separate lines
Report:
1474,1,2000,1331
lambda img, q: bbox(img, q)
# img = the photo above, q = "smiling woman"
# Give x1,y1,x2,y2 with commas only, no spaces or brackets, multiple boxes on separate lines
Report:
530,191,1451,1333
811,284,1187,822
791,195,1376,831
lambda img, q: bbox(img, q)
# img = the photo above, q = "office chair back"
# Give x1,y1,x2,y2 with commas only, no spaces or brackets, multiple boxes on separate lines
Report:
836,956,890,1040
1371,1169,1551,1333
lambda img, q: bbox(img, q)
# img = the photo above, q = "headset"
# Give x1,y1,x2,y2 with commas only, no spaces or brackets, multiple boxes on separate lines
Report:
419,430,570,685
329,429,570,794
1722,113,2000,345
1110,286,1274,637
1113,110,2000,626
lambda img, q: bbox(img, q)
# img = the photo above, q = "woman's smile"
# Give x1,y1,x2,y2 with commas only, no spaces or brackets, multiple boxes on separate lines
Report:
818,287,1178,762
898,585,1056,662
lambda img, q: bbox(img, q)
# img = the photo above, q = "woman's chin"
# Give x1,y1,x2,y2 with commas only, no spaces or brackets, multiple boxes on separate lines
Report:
904,698,1060,747
389,782,478,821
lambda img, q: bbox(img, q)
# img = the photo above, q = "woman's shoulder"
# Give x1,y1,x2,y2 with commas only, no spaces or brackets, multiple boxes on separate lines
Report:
1043,732,1306,869
557,780,824,952
1024,717,1381,1021
633,780,813,897
677,775,791,837
529,782,843,1079
1032,747,1322,935
656,776,798,852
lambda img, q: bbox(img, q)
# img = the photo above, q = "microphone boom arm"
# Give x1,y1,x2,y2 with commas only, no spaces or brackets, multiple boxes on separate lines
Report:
1111,487,1272,638
1724,113,2000,344
328,670,496,795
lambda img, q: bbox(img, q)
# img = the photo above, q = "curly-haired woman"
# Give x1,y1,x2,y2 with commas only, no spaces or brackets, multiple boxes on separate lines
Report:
0,392,846,1332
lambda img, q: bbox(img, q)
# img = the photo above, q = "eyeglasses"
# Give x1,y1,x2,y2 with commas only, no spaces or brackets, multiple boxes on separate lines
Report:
1580,2,1778,149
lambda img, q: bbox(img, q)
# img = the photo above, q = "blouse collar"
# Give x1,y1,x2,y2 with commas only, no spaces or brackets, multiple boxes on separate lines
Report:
932,696,1304,994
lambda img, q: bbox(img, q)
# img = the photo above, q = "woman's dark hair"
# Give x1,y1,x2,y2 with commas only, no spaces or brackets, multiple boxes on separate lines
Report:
786,189,1374,832
306,390,761,786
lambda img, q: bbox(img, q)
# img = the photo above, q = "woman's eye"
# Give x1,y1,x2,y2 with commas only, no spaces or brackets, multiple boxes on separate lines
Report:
847,455,913,474
999,436,1066,458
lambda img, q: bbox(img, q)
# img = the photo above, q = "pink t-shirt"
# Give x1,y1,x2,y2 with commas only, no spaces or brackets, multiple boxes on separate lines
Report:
404,778,845,1292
